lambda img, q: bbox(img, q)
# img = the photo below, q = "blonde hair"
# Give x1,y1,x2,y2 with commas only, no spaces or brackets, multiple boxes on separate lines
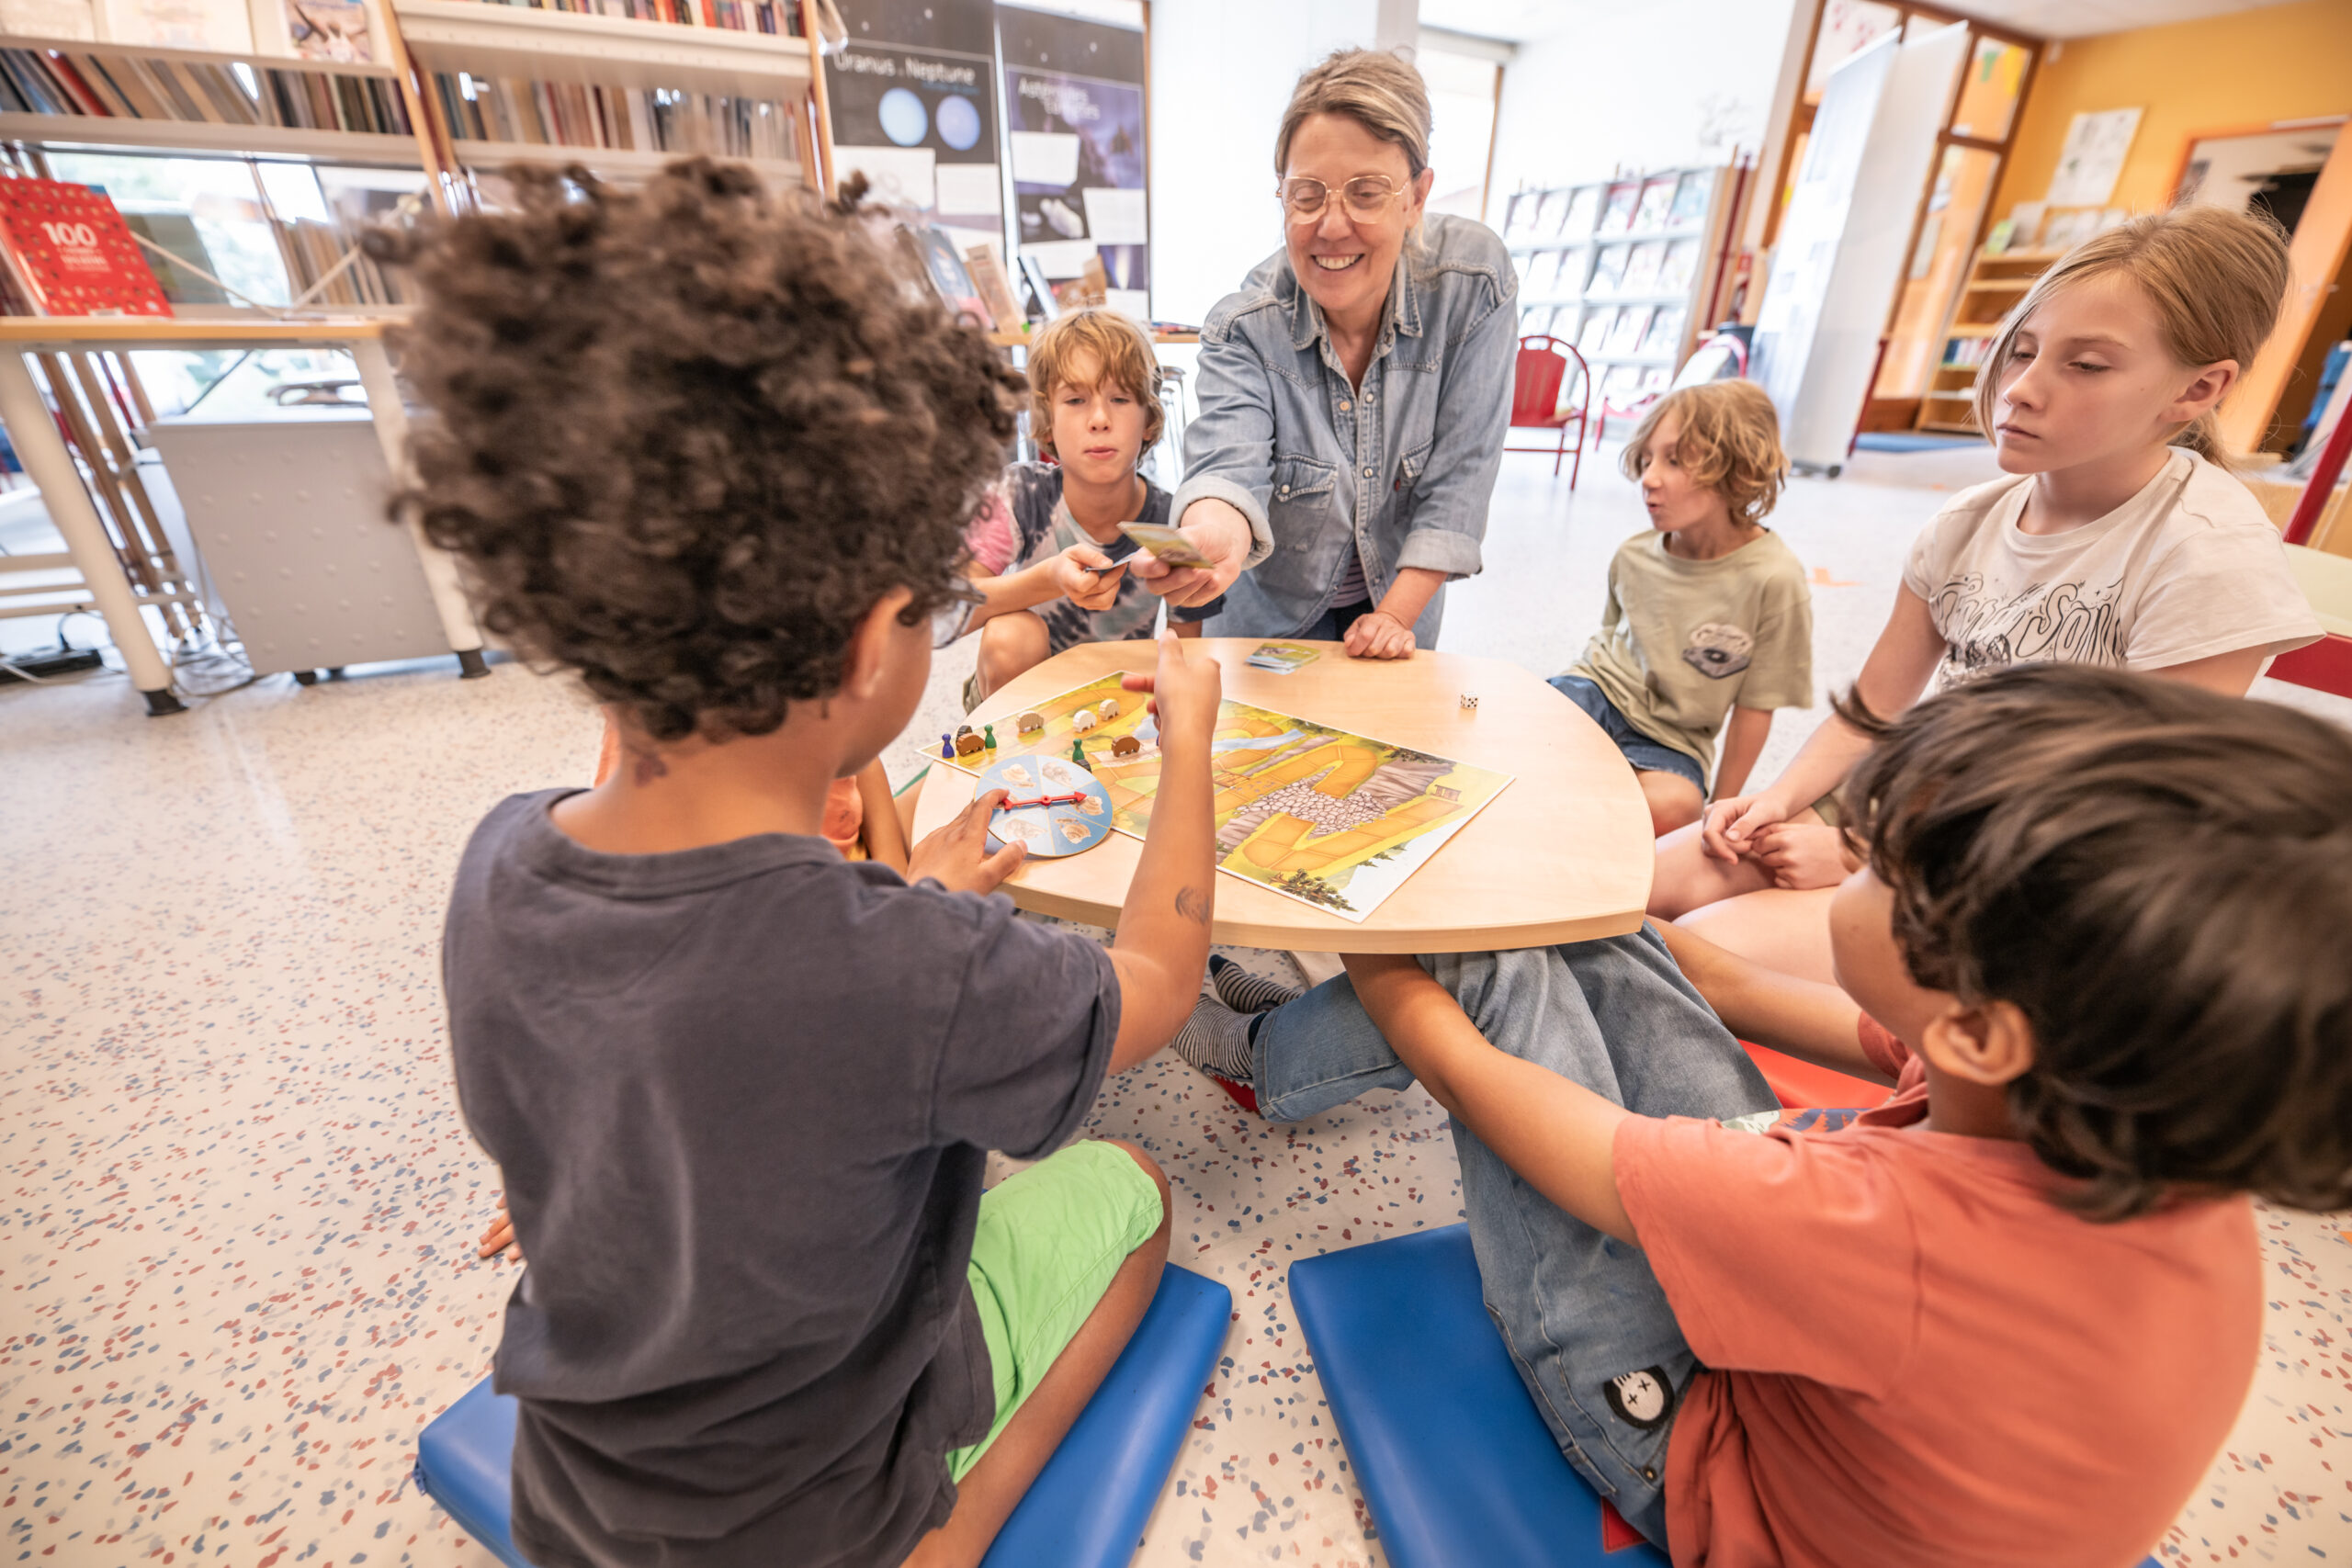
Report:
1274,48,1430,180
1972,206,2290,465
1025,308,1165,462
1620,379,1788,525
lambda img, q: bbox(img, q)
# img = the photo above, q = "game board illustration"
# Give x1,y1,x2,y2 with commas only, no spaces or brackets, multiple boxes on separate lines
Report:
954,674,1513,921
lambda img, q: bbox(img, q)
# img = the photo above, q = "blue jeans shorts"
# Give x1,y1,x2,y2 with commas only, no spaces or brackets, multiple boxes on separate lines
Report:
1548,675,1705,793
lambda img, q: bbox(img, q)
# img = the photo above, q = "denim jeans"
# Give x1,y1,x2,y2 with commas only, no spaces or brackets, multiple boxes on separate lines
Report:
1250,929,1776,1548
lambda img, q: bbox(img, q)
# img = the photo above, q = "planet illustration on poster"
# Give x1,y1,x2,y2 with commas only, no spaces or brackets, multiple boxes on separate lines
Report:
879,87,928,147
936,94,981,152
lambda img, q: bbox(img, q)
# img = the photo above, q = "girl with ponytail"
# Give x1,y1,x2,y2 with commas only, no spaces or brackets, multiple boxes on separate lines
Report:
1647,203,2323,983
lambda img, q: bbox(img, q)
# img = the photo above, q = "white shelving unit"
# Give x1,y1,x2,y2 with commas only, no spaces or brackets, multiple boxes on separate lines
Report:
391,0,810,97
1500,164,1741,407
455,137,797,182
0,32,402,78
0,111,419,162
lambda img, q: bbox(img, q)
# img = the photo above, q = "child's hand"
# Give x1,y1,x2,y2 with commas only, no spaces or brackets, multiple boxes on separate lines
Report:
1700,792,1789,863
910,787,1029,895
478,1198,523,1264
1121,626,1222,754
1746,821,1857,890
1342,609,1416,660
1050,543,1125,611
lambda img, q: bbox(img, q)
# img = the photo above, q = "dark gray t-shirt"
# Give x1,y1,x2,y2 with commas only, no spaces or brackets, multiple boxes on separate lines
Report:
442,790,1119,1568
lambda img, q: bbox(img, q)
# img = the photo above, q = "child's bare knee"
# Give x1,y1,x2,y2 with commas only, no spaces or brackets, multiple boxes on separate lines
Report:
977,614,1047,693
1097,1138,1170,1231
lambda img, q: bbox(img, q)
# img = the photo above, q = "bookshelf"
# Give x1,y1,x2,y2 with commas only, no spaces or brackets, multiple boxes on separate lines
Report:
392,0,810,98
1499,164,1743,412
1916,246,2056,434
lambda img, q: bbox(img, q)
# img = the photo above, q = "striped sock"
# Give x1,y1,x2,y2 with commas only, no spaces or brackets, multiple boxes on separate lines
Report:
1209,953,1303,1016
1171,994,1257,1084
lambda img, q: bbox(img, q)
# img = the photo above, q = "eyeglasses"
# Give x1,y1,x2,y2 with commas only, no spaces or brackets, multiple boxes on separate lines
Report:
930,580,988,649
1277,175,1408,223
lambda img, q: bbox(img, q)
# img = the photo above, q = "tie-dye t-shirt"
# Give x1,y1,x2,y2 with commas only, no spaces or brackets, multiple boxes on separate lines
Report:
963,463,1218,654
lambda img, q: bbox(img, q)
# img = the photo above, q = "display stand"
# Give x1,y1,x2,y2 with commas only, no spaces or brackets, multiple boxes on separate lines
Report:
1499,161,1746,418
0,316,484,714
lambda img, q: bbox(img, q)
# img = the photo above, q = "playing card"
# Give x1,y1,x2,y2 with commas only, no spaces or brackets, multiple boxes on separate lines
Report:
1244,642,1320,674
1115,522,1216,570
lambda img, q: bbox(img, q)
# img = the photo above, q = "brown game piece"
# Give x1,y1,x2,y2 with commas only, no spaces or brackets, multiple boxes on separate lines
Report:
1015,710,1045,734
955,732,983,757
1096,698,1120,722
1112,735,1141,756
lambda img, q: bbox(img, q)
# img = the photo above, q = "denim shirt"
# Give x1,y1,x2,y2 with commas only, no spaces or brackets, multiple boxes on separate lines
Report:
1170,212,1517,645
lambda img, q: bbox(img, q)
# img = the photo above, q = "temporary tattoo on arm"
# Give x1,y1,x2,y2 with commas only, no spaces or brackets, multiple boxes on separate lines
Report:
1175,886,1211,927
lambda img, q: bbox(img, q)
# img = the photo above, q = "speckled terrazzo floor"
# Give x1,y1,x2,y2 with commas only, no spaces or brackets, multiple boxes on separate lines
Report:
5,447,2349,1567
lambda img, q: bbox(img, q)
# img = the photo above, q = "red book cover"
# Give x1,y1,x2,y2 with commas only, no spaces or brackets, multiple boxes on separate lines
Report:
0,178,172,317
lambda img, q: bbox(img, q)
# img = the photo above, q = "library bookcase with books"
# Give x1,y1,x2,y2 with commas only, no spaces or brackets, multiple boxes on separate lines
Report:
1500,164,1743,412
0,0,826,316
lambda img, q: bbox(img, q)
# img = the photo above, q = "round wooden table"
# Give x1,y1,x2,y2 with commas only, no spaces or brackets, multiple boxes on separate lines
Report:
912,639,1656,953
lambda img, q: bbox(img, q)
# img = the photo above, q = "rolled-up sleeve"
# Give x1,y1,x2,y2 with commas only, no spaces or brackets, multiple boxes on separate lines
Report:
1172,314,1280,570
1395,271,1514,581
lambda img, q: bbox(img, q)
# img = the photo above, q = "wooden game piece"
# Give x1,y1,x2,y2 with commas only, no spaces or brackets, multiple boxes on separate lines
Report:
1112,734,1141,756
1071,708,1098,733
983,724,997,749
1096,698,1119,722
955,732,984,757
1016,710,1045,734
940,733,954,758
956,723,975,739
1070,739,1090,768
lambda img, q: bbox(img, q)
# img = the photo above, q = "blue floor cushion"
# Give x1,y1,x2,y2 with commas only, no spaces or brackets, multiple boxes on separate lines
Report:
1291,1225,1668,1566
414,1262,1231,1568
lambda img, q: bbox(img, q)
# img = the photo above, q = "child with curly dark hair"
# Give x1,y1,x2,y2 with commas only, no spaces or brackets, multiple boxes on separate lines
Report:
1181,663,2351,1566
380,162,1225,1568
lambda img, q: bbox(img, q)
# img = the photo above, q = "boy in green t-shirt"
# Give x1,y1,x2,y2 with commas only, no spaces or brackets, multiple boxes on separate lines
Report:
1553,379,1813,837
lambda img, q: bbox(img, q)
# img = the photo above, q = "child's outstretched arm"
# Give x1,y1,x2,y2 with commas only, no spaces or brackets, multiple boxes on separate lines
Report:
1343,953,1639,1245
1654,920,1894,1085
1102,630,1222,1073
966,544,1127,629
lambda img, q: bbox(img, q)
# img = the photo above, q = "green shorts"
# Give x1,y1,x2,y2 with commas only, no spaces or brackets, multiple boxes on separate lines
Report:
946,1140,1164,1481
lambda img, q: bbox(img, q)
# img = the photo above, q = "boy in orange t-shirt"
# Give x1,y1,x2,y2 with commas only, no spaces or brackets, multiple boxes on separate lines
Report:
1184,663,2351,1566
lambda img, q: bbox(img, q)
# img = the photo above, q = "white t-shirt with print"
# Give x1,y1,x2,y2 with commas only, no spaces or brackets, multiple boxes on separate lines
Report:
1901,447,2320,689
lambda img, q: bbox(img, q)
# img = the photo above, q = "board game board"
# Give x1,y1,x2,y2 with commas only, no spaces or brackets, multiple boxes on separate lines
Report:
953,674,1513,921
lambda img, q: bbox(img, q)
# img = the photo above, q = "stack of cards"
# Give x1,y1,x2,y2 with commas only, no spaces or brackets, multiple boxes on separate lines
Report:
1245,642,1319,675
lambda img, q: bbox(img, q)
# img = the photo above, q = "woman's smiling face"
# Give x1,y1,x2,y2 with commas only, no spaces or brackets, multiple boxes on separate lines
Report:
1281,112,1431,332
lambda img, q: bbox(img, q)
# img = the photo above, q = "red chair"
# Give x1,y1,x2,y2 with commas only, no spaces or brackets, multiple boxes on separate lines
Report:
1504,334,1589,485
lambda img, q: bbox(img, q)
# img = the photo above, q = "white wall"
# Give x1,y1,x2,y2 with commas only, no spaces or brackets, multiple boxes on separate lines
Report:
1487,0,1799,200
1148,0,1380,326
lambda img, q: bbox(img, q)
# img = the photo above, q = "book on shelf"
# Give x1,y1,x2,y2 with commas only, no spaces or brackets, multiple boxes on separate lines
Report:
0,175,172,315
0,0,98,37
1659,237,1698,293
433,70,797,163
0,45,412,133
964,243,1020,336
1501,188,1535,237
1634,175,1675,233
1577,306,1611,356
1669,169,1712,226
96,0,253,51
1562,186,1600,239
426,0,797,34
1526,247,1562,295
1601,363,1641,397
1622,241,1664,295
1589,242,1628,292
281,0,378,62
1598,181,1637,236
1604,305,1650,355
1639,306,1684,357
1533,188,1565,236
1517,304,1553,338
1638,365,1671,392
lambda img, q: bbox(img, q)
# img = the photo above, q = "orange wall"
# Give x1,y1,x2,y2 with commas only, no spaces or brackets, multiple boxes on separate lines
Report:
1992,0,2352,219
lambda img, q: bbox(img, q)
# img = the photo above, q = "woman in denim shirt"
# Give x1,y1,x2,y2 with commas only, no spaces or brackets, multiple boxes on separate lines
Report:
1133,49,1516,658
